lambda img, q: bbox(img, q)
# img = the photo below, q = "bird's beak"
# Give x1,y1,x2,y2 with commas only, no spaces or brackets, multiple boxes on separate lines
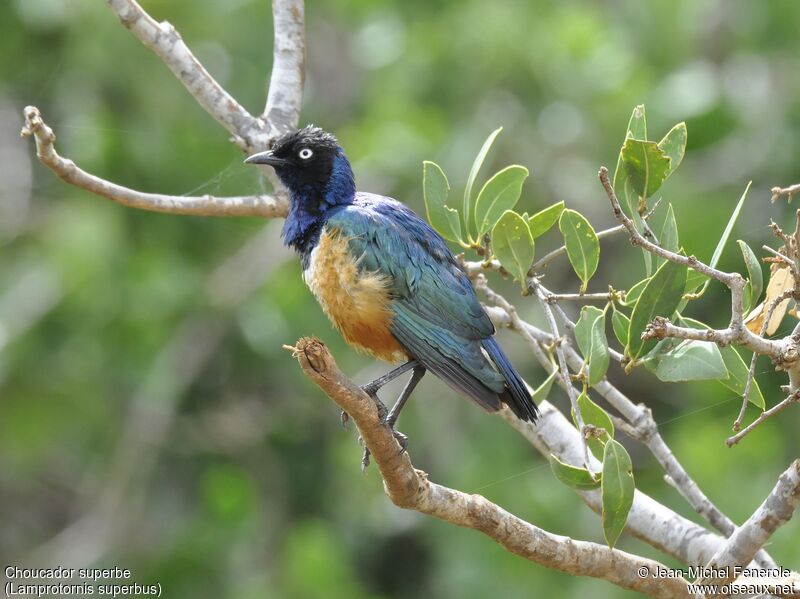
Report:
244,150,289,167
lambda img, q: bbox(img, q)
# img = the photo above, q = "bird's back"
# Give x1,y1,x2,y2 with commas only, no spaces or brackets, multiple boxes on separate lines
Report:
306,193,538,422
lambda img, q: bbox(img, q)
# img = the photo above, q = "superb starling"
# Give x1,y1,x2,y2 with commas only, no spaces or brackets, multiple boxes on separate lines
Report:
246,126,538,459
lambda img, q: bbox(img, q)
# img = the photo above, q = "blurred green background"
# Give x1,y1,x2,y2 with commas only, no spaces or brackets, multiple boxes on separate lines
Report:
2,0,800,597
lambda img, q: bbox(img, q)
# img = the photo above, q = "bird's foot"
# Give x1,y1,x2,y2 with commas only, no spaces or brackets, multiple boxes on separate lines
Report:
358,422,409,472
361,380,381,397
358,384,389,421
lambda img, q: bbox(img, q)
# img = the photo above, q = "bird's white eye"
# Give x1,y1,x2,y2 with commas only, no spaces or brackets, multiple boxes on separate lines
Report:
298,147,313,160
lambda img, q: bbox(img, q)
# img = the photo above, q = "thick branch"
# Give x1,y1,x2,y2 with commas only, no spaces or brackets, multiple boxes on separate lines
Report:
479,283,778,569
20,106,289,218
287,337,693,599
702,460,800,592
264,0,305,133
105,0,269,151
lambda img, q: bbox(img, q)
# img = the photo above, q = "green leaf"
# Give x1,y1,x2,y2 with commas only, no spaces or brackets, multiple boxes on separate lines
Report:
621,278,650,307
738,240,763,312
627,258,688,362
624,104,647,142
601,439,635,548
612,106,650,273
611,308,630,347
423,161,463,244
613,105,647,198
572,391,615,459
658,122,687,179
647,340,727,382
474,165,529,235
550,455,601,490
658,204,679,266
558,209,599,293
464,127,503,242
492,210,535,290
621,139,671,199
575,306,609,385
528,201,565,239
575,392,615,437
678,316,765,409
533,369,558,403
686,182,752,297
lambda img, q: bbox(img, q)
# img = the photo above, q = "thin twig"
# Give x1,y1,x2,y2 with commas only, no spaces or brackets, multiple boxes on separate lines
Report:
546,292,616,302
530,224,625,272
736,288,795,430
599,166,787,360
528,277,594,472
763,245,800,278
20,107,289,218
726,390,800,447
771,183,800,203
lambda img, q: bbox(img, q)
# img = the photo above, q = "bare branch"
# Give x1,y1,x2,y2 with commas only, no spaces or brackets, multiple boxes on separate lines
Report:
726,390,800,447
105,0,269,151
544,291,618,302
530,224,625,273
527,277,594,471
287,337,693,599
735,288,795,430
771,183,800,203
701,460,800,591
264,0,305,134
20,106,289,218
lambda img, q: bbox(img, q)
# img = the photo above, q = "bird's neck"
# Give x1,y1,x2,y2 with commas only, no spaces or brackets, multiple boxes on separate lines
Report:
282,200,326,259
282,152,356,259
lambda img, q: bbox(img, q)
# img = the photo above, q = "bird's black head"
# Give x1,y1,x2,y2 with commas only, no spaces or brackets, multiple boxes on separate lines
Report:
245,125,355,207
245,125,356,253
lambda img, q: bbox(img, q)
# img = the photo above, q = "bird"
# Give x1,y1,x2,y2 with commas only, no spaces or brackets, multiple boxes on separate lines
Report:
245,126,538,465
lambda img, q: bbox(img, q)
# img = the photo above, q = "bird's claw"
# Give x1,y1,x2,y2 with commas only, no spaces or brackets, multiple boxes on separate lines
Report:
357,421,409,471
360,447,371,472
361,381,380,397
359,385,390,420
392,429,409,455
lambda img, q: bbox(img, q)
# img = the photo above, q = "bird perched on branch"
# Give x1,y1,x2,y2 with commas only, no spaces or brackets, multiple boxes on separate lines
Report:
246,126,538,465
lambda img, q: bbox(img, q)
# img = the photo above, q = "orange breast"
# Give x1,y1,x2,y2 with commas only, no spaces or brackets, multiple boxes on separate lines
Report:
303,228,408,363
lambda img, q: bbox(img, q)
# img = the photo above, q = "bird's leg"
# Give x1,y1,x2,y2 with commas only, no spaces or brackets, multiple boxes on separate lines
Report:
343,360,419,429
361,366,426,471
360,360,419,396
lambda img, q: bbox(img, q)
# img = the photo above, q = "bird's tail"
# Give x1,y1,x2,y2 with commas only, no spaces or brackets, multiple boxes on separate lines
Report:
482,337,539,422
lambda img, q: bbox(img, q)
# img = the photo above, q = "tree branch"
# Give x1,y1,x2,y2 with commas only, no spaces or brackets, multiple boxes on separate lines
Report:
701,460,800,593
286,337,693,599
20,106,289,218
771,183,800,204
477,281,779,569
105,0,269,151
726,390,800,447
599,166,789,362
264,0,305,134
530,224,625,273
